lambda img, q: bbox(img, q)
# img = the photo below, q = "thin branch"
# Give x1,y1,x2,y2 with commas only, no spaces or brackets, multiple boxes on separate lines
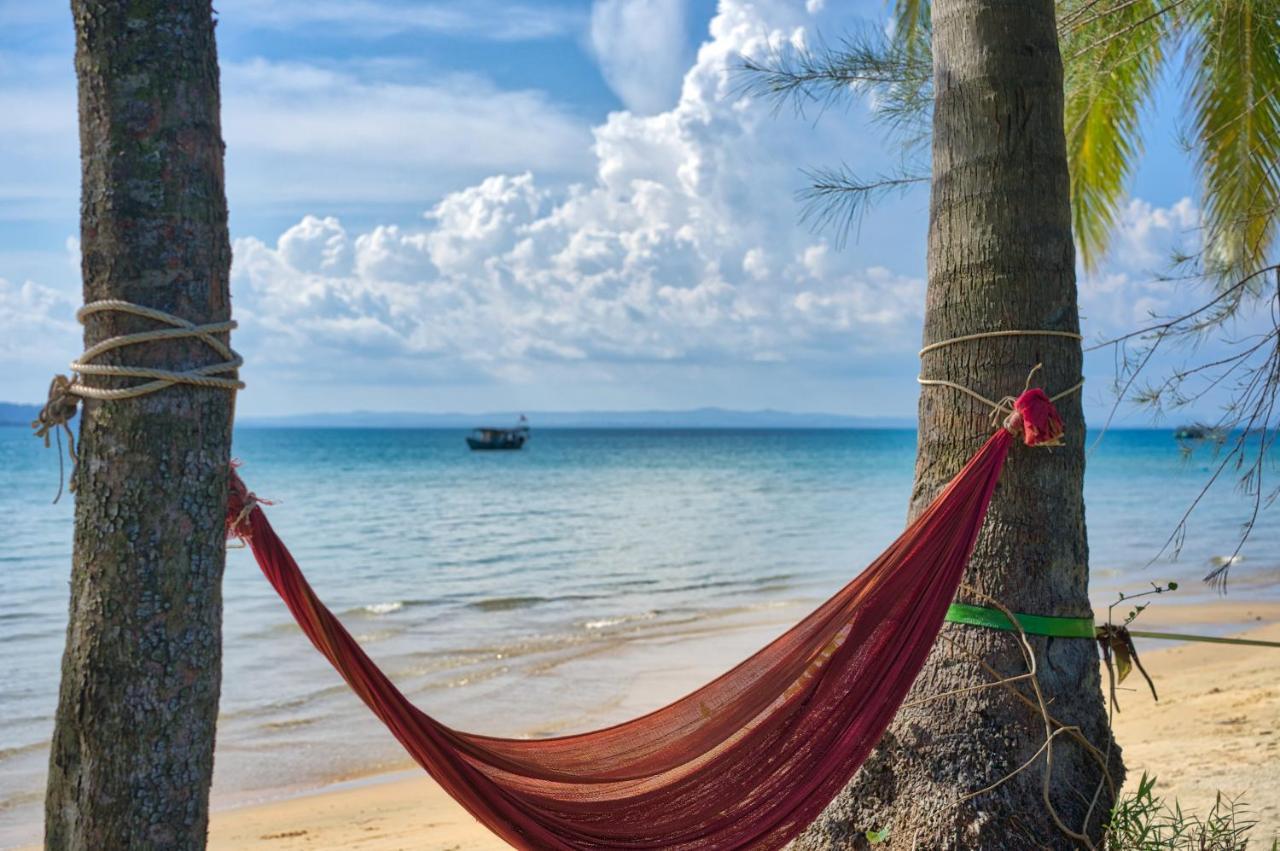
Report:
797,167,927,248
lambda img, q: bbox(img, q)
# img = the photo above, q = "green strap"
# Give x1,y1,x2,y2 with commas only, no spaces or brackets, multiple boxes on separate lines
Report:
944,602,1096,638
945,603,1280,648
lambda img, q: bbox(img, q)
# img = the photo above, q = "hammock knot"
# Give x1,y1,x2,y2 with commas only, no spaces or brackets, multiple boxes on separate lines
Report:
227,469,255,540
226,466,273,542
1006,388,1065,447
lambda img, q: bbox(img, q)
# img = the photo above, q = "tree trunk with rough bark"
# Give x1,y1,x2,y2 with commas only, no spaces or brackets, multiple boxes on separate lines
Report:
45,2,233,848
798,0,1118,847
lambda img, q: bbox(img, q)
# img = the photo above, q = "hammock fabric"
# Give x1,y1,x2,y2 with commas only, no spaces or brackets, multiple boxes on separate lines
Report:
226,388,1063,850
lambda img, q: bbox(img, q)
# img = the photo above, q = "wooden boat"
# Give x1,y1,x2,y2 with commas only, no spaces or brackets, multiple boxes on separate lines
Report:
466,417,530,451
1173,425,1225,442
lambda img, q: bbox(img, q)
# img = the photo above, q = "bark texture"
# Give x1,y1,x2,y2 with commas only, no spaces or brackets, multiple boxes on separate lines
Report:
797,0,1118,847
45,2,232,848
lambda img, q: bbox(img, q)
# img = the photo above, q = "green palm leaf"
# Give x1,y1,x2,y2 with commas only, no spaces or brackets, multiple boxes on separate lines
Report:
1060,0,1168,271
1185,0,1280,286
891,0,931,60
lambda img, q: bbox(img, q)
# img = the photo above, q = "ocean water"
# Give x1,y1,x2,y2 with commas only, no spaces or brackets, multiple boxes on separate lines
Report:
2,426,1278,844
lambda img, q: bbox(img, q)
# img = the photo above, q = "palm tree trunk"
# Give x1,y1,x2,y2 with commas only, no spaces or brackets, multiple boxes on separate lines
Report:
798,0,1119,847
45,2,233,848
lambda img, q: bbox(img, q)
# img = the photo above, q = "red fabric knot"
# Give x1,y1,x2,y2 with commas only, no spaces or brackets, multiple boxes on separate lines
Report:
1005,388,1065,447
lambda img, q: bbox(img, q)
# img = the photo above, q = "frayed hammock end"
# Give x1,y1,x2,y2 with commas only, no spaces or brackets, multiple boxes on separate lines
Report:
1006,388,1065,447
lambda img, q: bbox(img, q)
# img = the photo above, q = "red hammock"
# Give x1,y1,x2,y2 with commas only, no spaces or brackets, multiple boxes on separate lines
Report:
227,389,1063,850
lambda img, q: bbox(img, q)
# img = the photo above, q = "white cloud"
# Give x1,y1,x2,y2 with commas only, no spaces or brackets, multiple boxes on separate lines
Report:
221,0,924,409
220,60,595,205
590,0,691,114
0,51,596,215
1,0,929,414
216,0,585,42
0,277,78,369
1079,196,1201,329
1110,196,1199,271
0,52,77,217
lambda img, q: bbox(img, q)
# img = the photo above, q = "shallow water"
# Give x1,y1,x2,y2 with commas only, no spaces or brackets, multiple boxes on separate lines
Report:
1,426,1277,845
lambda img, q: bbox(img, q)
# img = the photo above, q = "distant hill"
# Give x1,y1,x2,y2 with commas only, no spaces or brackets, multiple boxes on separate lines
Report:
4,401,908,429
237,407,915,429
0,402,40,426
3,401,1199,431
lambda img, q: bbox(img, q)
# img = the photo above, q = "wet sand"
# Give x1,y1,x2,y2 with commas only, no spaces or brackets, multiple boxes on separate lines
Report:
204,602,1280,849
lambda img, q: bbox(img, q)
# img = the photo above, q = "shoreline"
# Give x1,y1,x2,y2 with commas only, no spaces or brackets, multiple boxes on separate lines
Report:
7,601,1278,850
202,602,1280,850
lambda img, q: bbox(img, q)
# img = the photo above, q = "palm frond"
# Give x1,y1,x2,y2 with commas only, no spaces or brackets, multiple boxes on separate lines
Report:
798,165,928,249
736,28,932,134
891,0,932,60
1060,0,1168,270
1185,0,1280,288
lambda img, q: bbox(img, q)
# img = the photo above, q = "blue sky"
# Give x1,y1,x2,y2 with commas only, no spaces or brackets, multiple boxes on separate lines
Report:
0,0,1223,419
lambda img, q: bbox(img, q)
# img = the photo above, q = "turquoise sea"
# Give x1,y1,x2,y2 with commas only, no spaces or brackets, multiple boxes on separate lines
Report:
2,426,1278,846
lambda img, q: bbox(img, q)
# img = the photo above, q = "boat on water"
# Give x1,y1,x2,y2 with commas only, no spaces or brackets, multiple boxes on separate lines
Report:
466,416,530,451
1173,425,1225,442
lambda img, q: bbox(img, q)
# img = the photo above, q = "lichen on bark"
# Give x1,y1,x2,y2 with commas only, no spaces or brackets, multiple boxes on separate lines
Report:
45,2,233,849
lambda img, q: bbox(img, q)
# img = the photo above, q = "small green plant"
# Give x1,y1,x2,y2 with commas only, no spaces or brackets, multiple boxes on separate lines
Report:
1104,773,1275,850
864,825,890,844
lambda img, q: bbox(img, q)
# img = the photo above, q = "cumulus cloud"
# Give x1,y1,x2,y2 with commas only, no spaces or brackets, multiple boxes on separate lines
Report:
2,0,1220,419
0,0,931,413
1078,197,1201,329
222,0,928,411
590,0,691,114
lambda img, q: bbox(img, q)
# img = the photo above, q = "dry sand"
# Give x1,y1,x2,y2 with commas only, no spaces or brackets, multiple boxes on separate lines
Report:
1109,620,1280,843
206,602,1280,850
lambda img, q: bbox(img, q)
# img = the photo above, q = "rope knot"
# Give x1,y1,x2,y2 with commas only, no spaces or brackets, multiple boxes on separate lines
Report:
32,375,81,448
33,374,82,501
1005,388,1065,447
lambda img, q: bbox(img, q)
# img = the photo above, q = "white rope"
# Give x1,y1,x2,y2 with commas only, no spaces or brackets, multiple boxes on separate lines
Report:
916,330,1085,417
919,329,1083,358
915,376,1085,415
68,300,244,400
32,299,243,501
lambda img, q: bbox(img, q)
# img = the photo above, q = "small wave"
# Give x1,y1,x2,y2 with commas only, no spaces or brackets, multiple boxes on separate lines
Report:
0,740,47,762
0,788,44,813
1,628,62,643
468,596,546,613
583,611,658,630
1208,554,1245,568
353,630,398,644
333,601,406,618
262,717,316,731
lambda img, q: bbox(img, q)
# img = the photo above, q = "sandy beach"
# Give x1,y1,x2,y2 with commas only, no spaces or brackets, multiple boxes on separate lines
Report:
1108,620,1280,841
197,601,1280,850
